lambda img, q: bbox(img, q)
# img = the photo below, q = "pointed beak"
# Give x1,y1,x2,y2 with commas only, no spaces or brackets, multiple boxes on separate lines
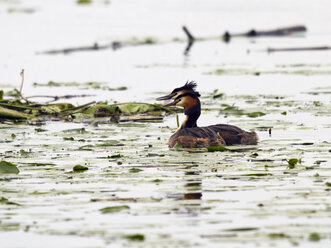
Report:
163,100,178,107
156,93,175,101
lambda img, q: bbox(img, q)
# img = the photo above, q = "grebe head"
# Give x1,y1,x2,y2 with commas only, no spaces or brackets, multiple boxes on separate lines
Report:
163,92,200,111
156,81,200,101
164,92,201,129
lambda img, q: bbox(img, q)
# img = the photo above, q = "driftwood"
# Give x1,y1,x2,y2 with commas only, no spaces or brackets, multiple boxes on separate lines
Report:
25,94,95,103
223,25,306,42
267,46,331,53
15,69,94,103
182,26,196,56
39,42,121,55
38,25,308,56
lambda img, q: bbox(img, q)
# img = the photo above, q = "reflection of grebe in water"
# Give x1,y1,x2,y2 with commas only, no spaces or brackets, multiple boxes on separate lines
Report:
157,82,258,148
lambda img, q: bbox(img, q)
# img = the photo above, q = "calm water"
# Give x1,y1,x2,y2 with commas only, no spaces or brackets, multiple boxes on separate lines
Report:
0,0,331,247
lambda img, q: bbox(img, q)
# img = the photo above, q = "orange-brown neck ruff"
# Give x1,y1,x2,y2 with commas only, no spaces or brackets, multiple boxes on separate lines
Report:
179,96,198,112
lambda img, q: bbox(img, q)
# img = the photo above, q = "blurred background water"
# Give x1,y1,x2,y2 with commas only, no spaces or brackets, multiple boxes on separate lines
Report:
1,0,331,102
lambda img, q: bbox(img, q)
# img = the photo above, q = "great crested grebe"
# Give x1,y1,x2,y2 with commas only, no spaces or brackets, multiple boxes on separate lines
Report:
157,82,258,148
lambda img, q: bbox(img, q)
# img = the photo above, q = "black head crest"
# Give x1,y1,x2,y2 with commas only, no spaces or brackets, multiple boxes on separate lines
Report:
171,81,198,93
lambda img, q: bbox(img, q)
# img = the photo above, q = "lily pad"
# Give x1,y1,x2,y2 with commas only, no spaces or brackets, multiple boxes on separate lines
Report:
96,140,124,147
129,168,143,173
325,182,331,187
73,165,88,171
268,233,288,239
124,234,145,241
173,143,183,149
0,160,20,174
109,154,122,158
247,111,266,118
99,205,130,214
207,146,231,152
118,103,162,114
0,197,20,206
83,104,121,117
308,233,320,242
287,158,299,168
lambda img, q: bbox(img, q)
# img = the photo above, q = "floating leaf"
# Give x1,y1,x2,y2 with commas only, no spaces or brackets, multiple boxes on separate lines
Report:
268,233,288,239
5,88,20,97
77,0,91,4
96,140,124,147
124,234,145,241
224,227,259,232
241,173,272,177
250,152,259,158
109,154,122,158
40,105,62,114
129,168,143,173
118,103,160,114
287,158,299,169
83,104,121,117
0,197,20,206
207,146,230,152
308,233,320,242
0,160,20,174
173,143,183,149
247,111,266,118
99,205,130,214
73,165,88,172
325,182,331,187
151,179,163,183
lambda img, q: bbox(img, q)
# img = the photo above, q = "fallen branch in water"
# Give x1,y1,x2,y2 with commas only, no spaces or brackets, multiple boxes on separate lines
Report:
267,46,331,53
39,42,120,55
25,94,95,103
223,25,306,42
182,26,195,43
38,37,156,55
182,26,196,56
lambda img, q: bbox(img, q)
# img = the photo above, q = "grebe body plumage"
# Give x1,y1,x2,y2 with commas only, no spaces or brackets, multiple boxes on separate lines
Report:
157,82,258,148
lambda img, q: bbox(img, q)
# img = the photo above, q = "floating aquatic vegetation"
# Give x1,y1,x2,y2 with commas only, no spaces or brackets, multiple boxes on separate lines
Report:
129,168,143,173
0,106,31,119
109,154,122,158
308,233,321,242
210,68,331,76
77,0,91,4
73,165,88,172
247,111,266,118
287,158,299,169
268,233,289,239
0,90,177,123
124,234,145,241
0,160,20,174
207,146,231,152
33,81,127,91
218,104,266,118
0,197,20,206
7,8,36,14
99,205,130,214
